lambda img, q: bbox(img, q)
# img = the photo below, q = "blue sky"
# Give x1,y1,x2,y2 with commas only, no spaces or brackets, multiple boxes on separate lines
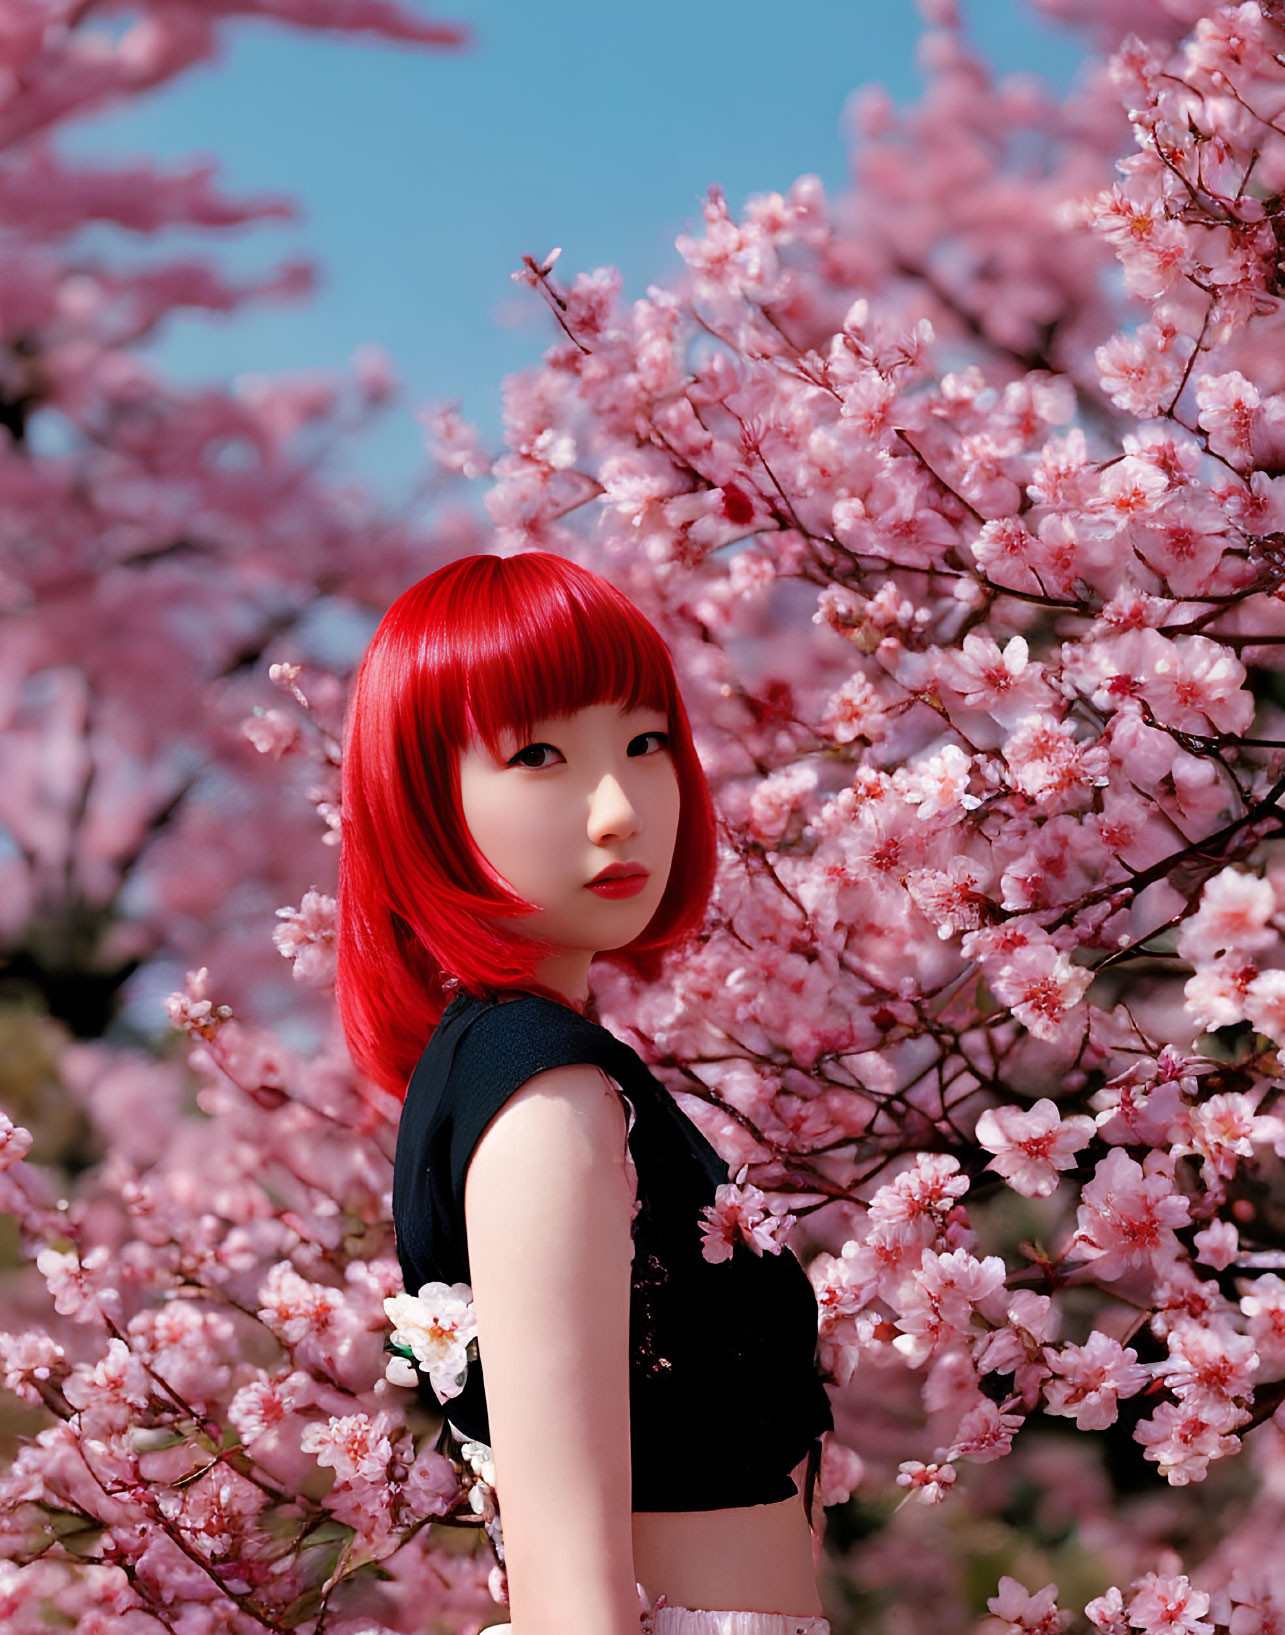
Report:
60,1,1090,504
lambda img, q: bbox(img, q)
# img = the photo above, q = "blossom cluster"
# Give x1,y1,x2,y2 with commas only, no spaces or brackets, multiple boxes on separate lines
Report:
383,1281,478,1399
0,989,508,1632
0,4,480,1045
985,1564,1280,1635
699,1164,795,1262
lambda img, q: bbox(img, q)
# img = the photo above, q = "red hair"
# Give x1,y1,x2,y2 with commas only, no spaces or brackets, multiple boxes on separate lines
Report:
336,552,716,1098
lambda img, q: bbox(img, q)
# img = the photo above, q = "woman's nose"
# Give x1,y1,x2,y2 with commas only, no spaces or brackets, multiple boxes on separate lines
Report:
587,773,641,844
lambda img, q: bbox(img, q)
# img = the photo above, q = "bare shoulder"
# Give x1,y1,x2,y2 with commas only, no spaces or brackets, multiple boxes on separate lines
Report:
463,1063,633,1235
466,1063,629,1187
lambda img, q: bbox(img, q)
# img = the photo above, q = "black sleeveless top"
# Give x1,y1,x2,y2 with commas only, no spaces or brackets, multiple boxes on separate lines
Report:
391,990,833,1512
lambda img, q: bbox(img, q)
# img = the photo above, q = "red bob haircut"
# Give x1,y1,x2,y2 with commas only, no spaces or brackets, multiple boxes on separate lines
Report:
336,551,717,1099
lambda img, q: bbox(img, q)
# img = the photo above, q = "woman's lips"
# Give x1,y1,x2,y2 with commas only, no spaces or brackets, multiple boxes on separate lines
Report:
585,871,649,899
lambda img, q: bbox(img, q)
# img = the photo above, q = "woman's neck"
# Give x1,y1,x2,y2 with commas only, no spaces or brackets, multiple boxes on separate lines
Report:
531,948,593,1009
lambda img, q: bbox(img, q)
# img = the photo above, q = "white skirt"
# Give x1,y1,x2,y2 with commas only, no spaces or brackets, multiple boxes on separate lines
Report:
485,1602,829,1634
648,1609,829,1635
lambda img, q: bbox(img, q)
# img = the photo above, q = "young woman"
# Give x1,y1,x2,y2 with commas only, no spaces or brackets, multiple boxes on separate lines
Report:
337,552,834,1635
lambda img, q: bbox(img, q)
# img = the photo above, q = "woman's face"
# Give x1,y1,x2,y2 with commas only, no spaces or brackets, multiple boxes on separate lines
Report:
458,701,681,996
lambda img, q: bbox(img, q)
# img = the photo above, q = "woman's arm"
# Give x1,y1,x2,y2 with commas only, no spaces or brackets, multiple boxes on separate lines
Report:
464,1063,639,1635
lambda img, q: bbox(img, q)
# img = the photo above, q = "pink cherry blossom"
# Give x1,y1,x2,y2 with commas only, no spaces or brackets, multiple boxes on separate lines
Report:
975,1099,1095,1197
257,1261,345,1347
975,1291,1059,1406
34,1246,121,1325
1087,1587,1130,1635
0,1114,33,1172
420,402,492,479
1072,1149,1192,1282
895,1459,957,1504
1090,455,1172,527
969,516,1046,595
892,1247,1007,1364
1184,952,1258,1033
893,744,979,823
1096,325,1183,416
1196,371,1261,467
1089,186,1196,298
987,1577,1066,1635
1090,1046,1202,1150
1002,718,1111,808
699,1168,793,1264
226,1370,313,1444
1175,867,1278,962
983,938,1094,1043
1127,1574,1214,1635
821,673,890,745
240,707,301,760
905,854,993,939
817,1435,865,1507
273,889,338,987
164,967,233,1040
1238,1274,1285,1376
1150,1261,1235,1343
0,1333,67,1407
1131,630,1255,736
946,1397,1025,1463
300,1411,394,1484
402,1446,460,1519
747,764,819,844
913,1248,1007,1329
941,632,1034,713
1193,1220,1239,1271
1135,1397,1248,1484
1181,1093,1263,1182
868,1154,972,1229
1244,969,1285,1045
63,1338,151,1429
1159,1319,1258,1417
1042,1331,1151,1430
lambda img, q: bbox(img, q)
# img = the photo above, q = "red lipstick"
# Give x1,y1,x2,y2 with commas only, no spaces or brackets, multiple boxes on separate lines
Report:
586,862,650,899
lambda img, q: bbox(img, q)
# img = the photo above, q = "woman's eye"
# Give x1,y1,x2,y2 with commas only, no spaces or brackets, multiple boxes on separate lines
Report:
507,742,564,769
628,731,670,756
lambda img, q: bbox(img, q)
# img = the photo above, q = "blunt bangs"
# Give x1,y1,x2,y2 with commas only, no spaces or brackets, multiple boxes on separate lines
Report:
430,554,676,758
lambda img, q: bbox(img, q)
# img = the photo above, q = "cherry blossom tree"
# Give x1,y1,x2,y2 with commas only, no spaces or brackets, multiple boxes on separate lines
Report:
5,1,1285,1632
0,0,478,1048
